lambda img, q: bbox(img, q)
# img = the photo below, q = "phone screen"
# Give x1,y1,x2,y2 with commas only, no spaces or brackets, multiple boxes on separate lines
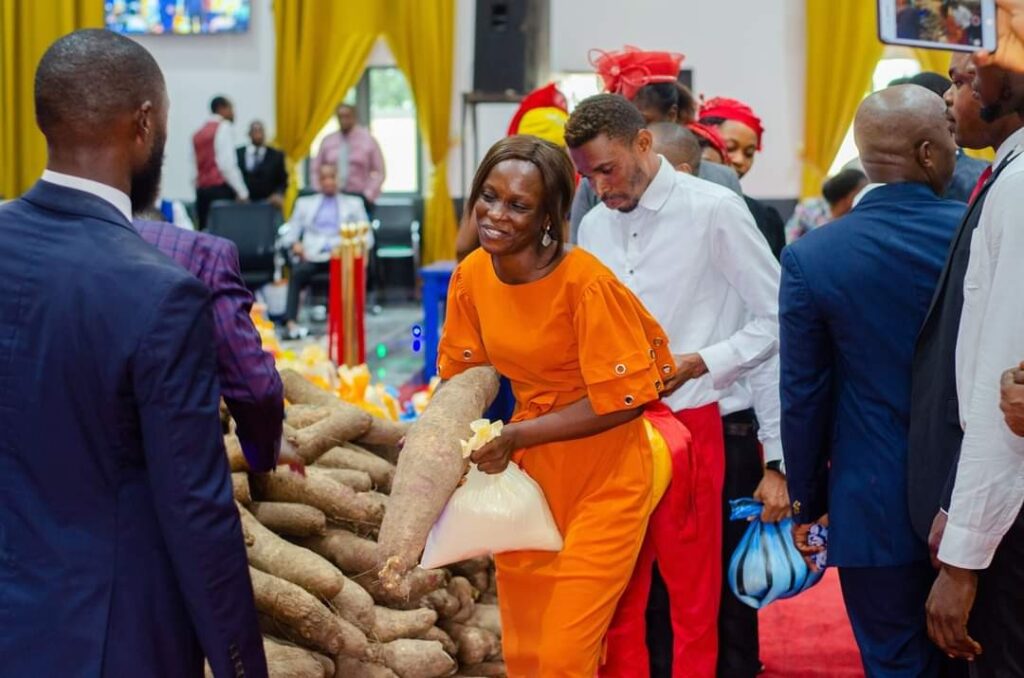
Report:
878,0,997,53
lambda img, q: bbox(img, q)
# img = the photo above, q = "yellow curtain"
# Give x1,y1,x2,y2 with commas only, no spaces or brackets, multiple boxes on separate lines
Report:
384,0,457,265
273,0,381,216
914,49,952,77
801,1,884,197
0,0,103,198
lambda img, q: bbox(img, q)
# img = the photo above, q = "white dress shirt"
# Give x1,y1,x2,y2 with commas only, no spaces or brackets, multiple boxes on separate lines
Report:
190,115,249,200
281,193,371,264
579,157,783,460
40,169,132,223
939,128,1024,570
245,144,266,172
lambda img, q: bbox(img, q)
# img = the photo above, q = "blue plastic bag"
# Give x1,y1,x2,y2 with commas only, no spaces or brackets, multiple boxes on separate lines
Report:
727,498,825,609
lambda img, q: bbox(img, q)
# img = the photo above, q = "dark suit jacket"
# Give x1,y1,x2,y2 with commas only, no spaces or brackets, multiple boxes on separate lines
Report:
238,144,288,202
135,220,284,472
0,182,266,677
744,196,786,261
780,183,963,567
946,150,988,204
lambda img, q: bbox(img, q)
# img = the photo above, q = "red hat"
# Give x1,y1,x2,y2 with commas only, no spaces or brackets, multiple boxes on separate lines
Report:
590,46,685,101
699,97,764,150
507,83,568,137
687,122,730,163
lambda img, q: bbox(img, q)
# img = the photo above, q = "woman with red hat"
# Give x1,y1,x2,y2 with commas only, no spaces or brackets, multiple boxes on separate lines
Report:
699,97,786,259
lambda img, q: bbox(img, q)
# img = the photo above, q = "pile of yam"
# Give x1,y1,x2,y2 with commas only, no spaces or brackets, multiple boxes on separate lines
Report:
222,366,505,678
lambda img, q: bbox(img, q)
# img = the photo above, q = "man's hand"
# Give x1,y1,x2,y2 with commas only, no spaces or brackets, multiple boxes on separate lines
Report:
999,362,1024,436
237,196,251,204
753,469,791,523
929,510,948,570
927,565,983,661
470,425,520,475
662,353,709,396
291,242,305,260
268,193,284,208
974,0,1024,73
792,514,828,571
277,438,306,476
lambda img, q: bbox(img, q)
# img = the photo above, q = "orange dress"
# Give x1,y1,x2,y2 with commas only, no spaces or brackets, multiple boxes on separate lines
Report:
438,247,676,677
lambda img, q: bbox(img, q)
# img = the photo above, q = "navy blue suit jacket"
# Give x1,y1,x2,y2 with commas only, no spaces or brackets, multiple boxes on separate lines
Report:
779,183,963,567
0,182,266,677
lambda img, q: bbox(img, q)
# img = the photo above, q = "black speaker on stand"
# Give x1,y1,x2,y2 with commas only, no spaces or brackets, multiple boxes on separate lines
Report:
473,0,549,95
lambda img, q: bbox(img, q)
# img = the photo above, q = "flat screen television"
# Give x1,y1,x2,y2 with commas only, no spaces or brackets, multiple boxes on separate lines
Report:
105,0,251,35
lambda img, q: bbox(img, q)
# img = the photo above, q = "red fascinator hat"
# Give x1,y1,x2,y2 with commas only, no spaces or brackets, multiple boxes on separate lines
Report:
590,46,685,101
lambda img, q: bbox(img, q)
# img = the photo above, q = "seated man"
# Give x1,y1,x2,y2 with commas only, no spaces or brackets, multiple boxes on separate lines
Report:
281,164,369,339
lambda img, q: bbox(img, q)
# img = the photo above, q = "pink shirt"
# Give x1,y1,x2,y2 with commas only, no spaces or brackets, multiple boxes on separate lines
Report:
311,126,386,202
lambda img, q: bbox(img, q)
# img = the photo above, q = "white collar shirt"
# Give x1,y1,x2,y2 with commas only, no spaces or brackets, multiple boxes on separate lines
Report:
40,169,132,223
579,157,782,458
940,127,1024,569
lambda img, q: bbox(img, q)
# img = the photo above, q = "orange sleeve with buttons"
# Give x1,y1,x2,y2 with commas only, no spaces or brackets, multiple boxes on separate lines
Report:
437,264,490,380
573,276,676,416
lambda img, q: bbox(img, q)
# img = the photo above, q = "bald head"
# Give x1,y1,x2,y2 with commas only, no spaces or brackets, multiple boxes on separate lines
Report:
649,122,702,175
854,85,957,196
35,29,166,140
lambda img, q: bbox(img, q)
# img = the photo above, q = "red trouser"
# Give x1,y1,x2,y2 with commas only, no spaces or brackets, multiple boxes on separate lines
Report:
601,402,726,678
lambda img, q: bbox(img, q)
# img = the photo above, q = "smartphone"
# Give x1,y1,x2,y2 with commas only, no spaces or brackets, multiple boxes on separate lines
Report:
878,0,997,53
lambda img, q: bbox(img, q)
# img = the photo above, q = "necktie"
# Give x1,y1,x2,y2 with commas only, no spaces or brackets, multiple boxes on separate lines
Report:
968,165,993,205
336,136,350,192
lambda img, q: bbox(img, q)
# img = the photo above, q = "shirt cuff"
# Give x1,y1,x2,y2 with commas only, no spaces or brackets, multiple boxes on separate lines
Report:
697,342,742,391
937,521,1003,570
761,438,784,465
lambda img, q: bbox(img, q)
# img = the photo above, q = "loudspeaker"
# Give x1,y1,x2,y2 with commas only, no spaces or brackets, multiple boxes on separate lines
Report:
473,0,550,95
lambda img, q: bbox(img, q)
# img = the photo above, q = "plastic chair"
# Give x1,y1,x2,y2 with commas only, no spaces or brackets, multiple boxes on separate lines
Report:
371,196,422,302
206,201,281,291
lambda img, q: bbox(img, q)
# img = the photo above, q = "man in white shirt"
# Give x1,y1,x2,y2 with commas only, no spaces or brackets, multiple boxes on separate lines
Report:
926,65,1024,675
191,95,249,229
567,94,783,678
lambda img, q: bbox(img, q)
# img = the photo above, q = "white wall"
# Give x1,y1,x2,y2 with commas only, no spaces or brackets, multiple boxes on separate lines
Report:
146,0,805,201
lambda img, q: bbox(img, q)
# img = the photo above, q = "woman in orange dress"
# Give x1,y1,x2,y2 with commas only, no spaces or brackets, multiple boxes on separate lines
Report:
437,135,677,676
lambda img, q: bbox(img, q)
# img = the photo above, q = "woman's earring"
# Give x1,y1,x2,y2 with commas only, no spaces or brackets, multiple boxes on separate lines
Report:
541,226,553,248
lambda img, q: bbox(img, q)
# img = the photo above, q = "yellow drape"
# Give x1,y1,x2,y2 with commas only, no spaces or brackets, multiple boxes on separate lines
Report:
914,49,952,77
384,0,457,265
272,0,381,216
801,1,884,198
0,0,103,198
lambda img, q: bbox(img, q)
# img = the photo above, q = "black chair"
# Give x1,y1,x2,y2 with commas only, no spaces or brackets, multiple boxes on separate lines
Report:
371,196,422,302
206,201,281,291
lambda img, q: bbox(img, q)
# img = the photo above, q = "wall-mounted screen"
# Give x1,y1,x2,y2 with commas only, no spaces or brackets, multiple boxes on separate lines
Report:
105,0,251,35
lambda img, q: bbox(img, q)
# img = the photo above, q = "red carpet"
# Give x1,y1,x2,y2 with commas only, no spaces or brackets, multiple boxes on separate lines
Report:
759,569,864,677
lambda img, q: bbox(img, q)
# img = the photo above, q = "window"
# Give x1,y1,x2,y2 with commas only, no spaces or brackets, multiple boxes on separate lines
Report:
308,67,421,194
553,72,603,112
827,55,923,175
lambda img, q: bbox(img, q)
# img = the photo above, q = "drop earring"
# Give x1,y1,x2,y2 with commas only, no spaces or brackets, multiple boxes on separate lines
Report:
541,225,553,248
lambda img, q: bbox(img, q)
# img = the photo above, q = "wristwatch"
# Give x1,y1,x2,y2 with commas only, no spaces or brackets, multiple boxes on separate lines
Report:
765,459,785,474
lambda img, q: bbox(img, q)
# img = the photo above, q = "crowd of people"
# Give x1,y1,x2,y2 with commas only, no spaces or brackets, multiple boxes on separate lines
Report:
4,0,1024,675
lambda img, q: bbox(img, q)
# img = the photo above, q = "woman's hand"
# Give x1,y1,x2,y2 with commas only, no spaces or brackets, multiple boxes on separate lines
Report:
470,424,520,474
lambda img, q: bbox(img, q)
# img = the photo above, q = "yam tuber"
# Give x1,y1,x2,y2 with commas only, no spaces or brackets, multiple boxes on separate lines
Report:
226,434,249,472
232,472,252,505
419,627,457,656
356,417,411,447
250,568,367,657
262,636,334,678
250,501,327,538
441,622,501,666
317,445,396,492
372,639,457,678
330,576,377,634
456,663,507,677
309,466,374,493
464,604,501,639
280,369,373,433
285,407,372,464
358,442,403,466
251,470,385,526
238,504,344,599
447,577,477,624
419,588,461,620
377,367,499,597
286,404,333,429
356,568,449,608
448,557,491,578
371,607,438,644
332,656,400,678
298,529,379,575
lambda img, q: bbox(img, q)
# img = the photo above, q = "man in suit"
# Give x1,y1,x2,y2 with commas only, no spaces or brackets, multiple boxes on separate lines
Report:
281,164,369,339
924,58,1024,676
134,219,288,473
192,95,249,229
908,53,1024,579
238,120,288,208
780,85,962,677
0,30,266,676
